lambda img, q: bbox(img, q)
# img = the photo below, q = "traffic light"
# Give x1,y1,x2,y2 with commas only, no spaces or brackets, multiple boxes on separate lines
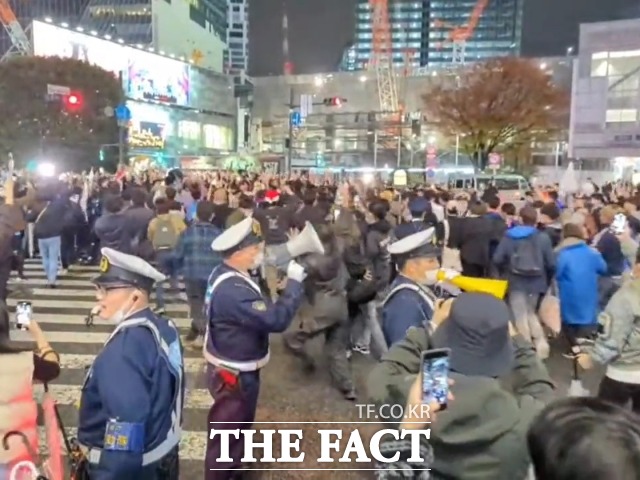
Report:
99,149,105,162
63,92,83,111
323,97,346,107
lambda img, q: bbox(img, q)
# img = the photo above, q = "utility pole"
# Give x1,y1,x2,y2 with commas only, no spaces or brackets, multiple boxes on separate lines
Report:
286,87,295,173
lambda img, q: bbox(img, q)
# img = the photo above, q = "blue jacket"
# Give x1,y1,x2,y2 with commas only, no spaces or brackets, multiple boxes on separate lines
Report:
78,309,184,479
493,225,555,295
381,275,435,347
556,239,607,326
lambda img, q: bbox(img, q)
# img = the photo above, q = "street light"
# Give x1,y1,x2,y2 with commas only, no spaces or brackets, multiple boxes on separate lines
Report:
567,46,574,55
314,76,324,87
359,75,367,82
540,62,547,70
428,135,436,144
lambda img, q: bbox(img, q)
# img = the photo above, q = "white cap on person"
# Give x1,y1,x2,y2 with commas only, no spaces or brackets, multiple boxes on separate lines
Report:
93,247,166,291
387,227,440,259
211,216,263,257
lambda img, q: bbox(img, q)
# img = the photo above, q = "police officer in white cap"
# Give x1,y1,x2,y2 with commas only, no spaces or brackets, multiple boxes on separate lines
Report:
203,217,307,479
77,247,184,479
381,228,454,348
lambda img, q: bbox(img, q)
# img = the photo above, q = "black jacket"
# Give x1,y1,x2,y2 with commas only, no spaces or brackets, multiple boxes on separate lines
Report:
28,198,70,240
365,220,393,290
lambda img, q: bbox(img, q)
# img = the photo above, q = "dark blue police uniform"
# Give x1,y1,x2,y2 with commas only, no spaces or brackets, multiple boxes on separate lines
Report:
78,248,185,480
381,228,441,347
203,217,305,480
393,197,431,240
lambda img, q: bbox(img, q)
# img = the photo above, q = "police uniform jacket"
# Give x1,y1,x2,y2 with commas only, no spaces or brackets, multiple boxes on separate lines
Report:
381,275,437,348
78,308,184,480
205,263,304,365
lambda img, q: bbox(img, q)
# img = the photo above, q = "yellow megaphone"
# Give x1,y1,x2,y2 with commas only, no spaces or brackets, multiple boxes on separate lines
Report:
436,270,508,300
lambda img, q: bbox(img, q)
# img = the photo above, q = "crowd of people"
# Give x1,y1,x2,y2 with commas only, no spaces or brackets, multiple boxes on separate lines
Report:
0,165,639,479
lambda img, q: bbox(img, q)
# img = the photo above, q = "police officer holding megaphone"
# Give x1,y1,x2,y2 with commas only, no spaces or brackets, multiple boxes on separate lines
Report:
202,217,325,479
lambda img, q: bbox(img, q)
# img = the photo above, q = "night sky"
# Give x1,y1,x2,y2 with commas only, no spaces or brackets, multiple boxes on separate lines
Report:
248,0,640,76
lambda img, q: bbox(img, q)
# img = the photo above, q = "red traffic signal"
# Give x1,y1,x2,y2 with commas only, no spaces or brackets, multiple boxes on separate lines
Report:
323,97,345,107
64,92,83,110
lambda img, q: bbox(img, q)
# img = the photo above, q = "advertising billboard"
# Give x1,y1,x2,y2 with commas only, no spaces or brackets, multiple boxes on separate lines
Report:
126,50,190,105
32,21,191,107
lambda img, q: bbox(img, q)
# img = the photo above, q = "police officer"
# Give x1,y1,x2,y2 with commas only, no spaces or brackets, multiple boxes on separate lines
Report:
393,197,431,239
78,247,184,480
381,228,455,347
203,216,307,479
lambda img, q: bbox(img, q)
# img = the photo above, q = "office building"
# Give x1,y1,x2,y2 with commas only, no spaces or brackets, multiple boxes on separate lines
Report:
350,0,523,71
569,18,640,178
79,0,226,72
0,0,89,57
224,0,249,74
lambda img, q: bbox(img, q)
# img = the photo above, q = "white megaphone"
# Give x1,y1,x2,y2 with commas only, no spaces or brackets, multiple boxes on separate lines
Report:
266,222,326,268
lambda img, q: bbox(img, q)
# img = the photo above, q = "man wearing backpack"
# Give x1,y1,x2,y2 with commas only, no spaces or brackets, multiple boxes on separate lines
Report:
148,198,186,314
493,205,555,359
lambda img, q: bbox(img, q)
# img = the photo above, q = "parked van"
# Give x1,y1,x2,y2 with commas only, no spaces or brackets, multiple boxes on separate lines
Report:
447,173,531,204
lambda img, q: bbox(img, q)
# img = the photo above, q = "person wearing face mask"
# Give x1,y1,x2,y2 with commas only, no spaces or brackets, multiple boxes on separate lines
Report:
203,216,307,479
77,248,185,480
380,228,444,348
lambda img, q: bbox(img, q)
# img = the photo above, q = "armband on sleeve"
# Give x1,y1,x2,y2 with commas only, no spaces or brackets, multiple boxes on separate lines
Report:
103,420,145,453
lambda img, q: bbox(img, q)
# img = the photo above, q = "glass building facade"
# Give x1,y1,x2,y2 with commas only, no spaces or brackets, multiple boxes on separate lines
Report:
80,0,227,47
427,0,522,65
351,0,523,70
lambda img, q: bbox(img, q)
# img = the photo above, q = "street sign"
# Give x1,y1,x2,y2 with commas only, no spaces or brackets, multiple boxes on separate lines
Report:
315,152,326,168
115,104,131,128
426,146,438,167
489,153,502,166
426,169,435,179
290,111,302,127
47,84,70,96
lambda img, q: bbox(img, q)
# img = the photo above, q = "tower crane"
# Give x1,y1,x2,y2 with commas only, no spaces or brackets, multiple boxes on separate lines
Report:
435,0,489,64
368,0,399,114
0,0,31,61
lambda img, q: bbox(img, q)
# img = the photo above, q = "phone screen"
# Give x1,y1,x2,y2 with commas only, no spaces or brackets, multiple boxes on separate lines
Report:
611,213,628,235
421,349,451,409
16,301,32,330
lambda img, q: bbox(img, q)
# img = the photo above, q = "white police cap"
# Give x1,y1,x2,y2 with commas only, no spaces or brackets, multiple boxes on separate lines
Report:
388,227,439,258
211,216,262,255
94,247,166,291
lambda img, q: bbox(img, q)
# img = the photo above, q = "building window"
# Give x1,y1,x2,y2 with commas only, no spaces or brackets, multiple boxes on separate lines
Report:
178,121,201,146
203,124,232,149
606,109,637,123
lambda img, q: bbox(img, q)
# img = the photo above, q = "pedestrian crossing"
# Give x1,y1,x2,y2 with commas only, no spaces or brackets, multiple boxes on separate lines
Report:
10,260,208,476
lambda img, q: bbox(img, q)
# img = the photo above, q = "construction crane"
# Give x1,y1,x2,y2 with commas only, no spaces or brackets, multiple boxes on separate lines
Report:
368,0,399,114
0,0,31,61
435,0,489,64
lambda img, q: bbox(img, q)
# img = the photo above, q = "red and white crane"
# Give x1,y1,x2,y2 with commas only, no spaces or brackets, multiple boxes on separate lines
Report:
0,0,31,61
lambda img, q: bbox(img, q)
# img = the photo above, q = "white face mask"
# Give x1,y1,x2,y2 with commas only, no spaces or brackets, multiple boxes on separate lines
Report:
250,251,264,270
423,269,439,286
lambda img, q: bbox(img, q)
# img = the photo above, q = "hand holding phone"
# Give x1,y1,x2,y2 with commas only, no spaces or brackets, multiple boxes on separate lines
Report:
15,301,32,331
421,348,451,411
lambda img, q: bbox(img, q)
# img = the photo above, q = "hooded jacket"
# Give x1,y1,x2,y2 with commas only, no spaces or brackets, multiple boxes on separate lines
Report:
493,225,555,295
367,327,555,480
555,237,607,326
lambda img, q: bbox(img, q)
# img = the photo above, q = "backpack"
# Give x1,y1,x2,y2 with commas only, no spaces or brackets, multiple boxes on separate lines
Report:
509,234,544,277
153,217,179,250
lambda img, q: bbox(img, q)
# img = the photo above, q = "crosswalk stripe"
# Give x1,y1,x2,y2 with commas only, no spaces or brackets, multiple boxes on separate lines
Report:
44,384,212,410
22,313,193,329
13,261,211,466
58,353,206,373
37,427,207,461
7,298,189,313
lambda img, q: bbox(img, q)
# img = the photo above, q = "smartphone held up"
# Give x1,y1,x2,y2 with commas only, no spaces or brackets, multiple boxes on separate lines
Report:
421,348,451,411
15,301,32,331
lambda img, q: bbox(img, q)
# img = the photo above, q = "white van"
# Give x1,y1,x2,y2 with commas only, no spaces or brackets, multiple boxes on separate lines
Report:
447,173,531,204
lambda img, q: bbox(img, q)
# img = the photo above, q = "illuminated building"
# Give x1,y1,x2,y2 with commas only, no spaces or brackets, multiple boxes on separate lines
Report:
78,0,227,71
351,0,523,70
